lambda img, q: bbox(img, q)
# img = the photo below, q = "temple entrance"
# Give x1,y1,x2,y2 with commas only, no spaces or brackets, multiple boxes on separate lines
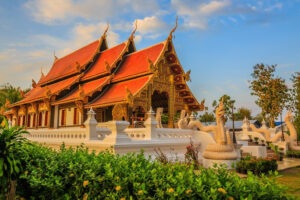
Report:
151,90,168,125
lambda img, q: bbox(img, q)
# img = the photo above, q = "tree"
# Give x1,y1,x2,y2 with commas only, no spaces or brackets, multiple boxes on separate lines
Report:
234,107,252,120
289,72,300,140
249,64,289,127
0,83,29,110
199,112,215,123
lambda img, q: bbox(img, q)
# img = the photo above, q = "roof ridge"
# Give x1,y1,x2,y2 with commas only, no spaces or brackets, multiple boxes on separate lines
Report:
124,41,166,57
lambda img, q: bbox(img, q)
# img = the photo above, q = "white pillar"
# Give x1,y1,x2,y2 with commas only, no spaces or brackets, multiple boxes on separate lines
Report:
84,108,98,140
53,105,59,129
144,107,158,138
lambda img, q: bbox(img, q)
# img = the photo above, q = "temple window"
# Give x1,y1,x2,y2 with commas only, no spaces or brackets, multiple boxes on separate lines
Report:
73,108,78,125
61,109,66,126
33,113,36,127
38,112,42,127
44,111,48,127
27,114,31,128
22,115,25,126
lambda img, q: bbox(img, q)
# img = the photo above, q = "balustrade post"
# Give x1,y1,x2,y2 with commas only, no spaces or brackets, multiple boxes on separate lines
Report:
84,108,98,140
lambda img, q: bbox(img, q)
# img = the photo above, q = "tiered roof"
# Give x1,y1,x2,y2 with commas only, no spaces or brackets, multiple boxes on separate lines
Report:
8,25,203,112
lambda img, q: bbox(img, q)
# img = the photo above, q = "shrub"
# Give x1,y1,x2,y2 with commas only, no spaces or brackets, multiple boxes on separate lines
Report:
0,122,28,198
13,143,293,200
236,156,278,175
286,150,300,158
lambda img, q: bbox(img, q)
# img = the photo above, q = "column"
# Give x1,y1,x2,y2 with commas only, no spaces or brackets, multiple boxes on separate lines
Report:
168,75,175,128
147,84,152,111
53,105,59,129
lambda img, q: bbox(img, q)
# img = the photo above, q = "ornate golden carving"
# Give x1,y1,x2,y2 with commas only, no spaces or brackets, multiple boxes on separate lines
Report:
75,101,84,114
43,99,51,111
199,99,205,111
78,85,85,99
184,69,191,82
129,20,138,41
28,102,37,114
112,103,128,121
125,87,134,106
44,87,51,99
168,16,178,40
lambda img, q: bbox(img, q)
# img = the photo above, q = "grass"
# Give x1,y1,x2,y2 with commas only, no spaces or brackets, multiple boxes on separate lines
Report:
276,167,300,199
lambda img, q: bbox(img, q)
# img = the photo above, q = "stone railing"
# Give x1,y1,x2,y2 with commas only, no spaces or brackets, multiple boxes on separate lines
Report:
22,108,215,162
25,127,87,142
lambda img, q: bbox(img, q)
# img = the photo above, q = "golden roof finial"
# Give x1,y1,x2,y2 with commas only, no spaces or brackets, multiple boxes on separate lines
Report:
53,51,58,62
168,16,178,40
104,22,109,36
129,20,138,41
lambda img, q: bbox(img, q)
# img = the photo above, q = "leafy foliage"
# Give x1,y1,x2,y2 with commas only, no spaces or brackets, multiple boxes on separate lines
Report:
289,73,300,140
235,107,252,120
236,156,278,175
199,112,215,123
0,121,28,196
12,143,293,200
249,64,289,127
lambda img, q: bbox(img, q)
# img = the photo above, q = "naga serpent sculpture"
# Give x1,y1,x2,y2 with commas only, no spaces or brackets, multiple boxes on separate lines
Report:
250,110,300,150
188,99,237,160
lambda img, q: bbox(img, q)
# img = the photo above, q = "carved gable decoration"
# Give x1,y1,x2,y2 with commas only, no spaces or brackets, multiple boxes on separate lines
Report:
125,87,134,106
112,104,128,121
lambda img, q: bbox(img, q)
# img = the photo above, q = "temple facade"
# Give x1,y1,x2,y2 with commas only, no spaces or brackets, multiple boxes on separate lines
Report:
5,25,203,129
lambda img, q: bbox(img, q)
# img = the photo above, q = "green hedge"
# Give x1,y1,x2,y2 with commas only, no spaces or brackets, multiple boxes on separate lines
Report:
13,143,291,200
286,150,300,158
236,157,278,175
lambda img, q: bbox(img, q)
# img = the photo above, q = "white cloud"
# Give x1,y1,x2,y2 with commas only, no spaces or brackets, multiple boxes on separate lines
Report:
136,16,167,35
264,3,282,12
25,0,160,25
171,0,231,30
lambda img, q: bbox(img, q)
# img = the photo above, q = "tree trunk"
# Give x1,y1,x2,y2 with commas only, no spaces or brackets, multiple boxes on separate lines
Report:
7,181,16,200
232,107,236,144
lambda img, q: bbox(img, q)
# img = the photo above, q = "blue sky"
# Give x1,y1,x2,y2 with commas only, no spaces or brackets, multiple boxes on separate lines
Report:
0,0,299,117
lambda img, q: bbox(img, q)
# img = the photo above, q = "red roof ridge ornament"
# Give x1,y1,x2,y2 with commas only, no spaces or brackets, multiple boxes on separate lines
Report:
168,16,178,40
75,61,81,72
99,22,109,43
32,79,37,88
129,20,138,41
105,59,111,71
184,69,191,82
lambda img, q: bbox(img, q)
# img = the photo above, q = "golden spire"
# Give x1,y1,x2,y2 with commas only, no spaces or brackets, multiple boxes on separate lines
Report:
129,20,138,41
184,69,191,82
168,16,178,40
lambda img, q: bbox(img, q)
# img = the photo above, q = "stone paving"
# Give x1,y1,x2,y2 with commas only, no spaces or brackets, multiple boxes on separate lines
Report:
278,158,300,171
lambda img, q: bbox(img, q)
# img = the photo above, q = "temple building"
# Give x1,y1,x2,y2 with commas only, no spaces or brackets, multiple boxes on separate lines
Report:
4,24,203,129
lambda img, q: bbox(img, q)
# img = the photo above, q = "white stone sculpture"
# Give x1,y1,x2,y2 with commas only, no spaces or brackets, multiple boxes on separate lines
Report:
178,110,189,129
155,107,163,128
188,99,237,167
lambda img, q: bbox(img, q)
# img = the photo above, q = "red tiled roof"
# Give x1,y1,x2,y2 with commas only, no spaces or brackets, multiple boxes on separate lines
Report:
54,76,111,104
86,75,152,107
40,40,100,84
12,75,80,105
113,42,165,82
82,42,127,81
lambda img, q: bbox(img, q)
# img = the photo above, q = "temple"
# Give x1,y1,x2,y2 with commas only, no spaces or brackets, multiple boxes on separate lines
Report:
4,24,203,129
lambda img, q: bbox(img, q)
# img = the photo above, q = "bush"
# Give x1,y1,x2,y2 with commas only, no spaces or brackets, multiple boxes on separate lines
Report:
12,143,293,199
236,156,278,175
286,150,300,158
0,122,28,198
